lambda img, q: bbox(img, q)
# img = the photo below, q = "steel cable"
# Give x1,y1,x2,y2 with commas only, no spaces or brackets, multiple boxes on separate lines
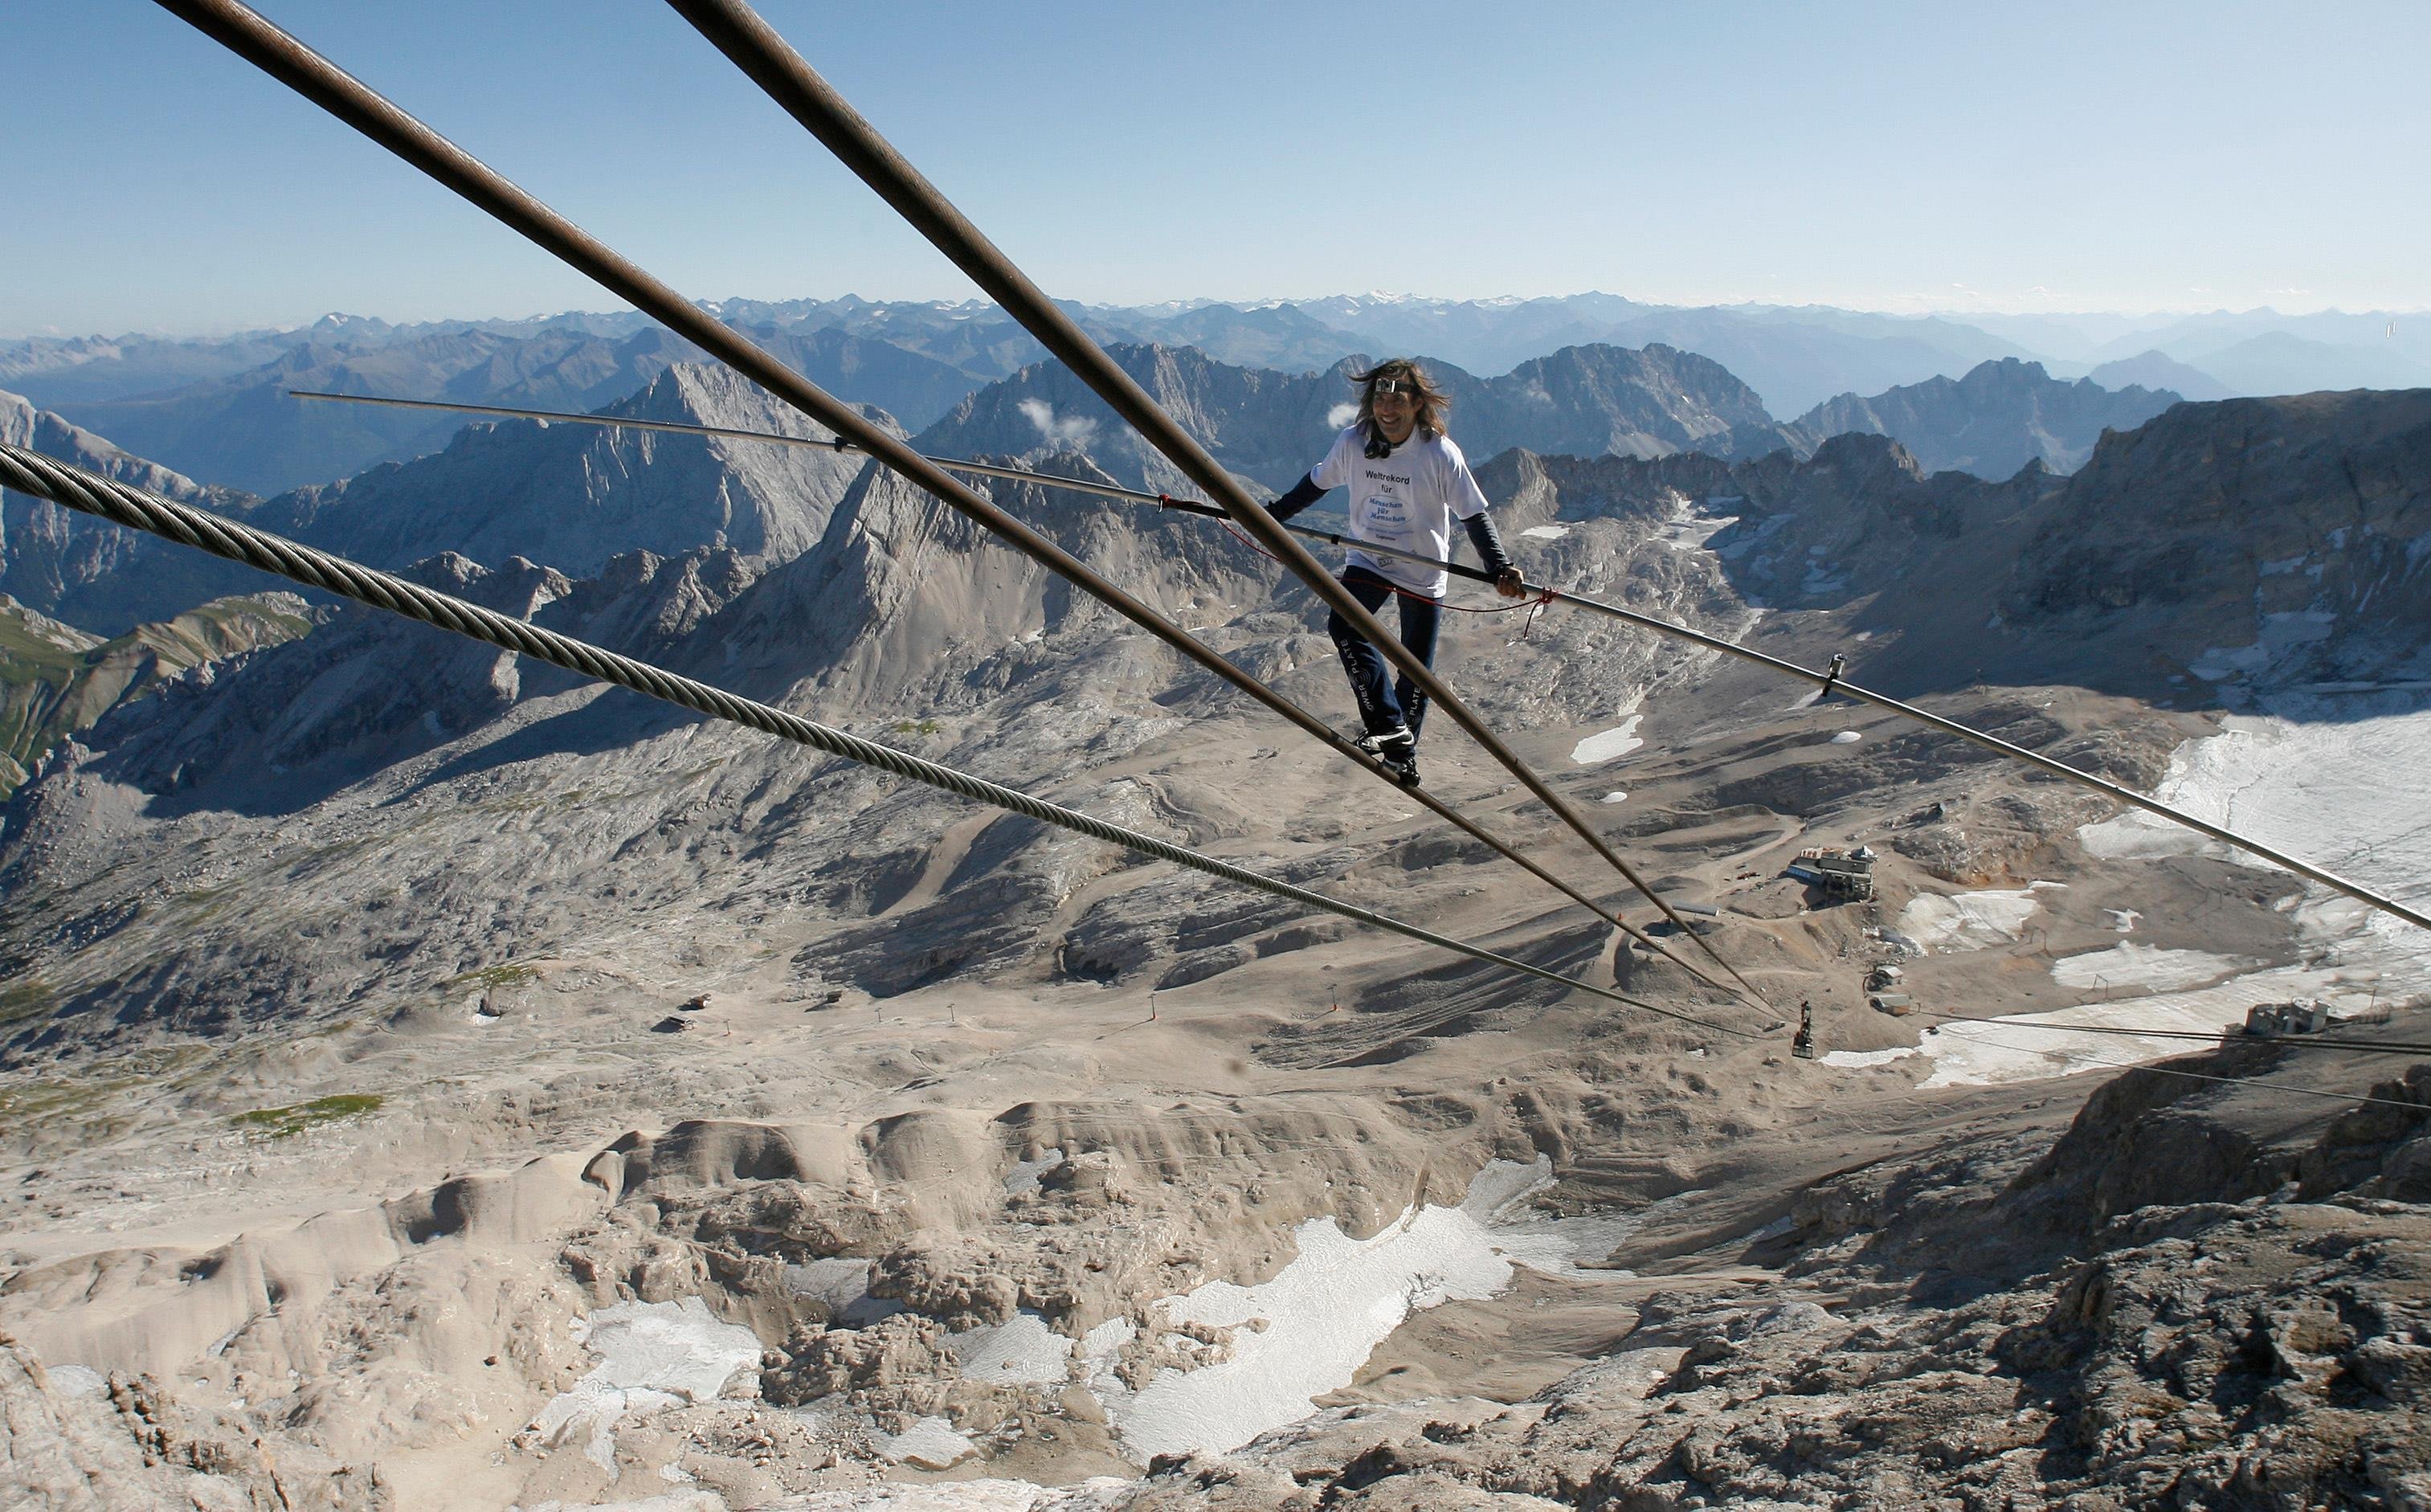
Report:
281,390,2431,942
0,443,1763,1040
657,0,1767,1006
153,0,1759,1014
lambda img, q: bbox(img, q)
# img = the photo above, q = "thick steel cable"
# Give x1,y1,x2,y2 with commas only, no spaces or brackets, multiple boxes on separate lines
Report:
286,392,2431,944
0,444,1756,1039
658,0,1763,1005
152,0,1755,1010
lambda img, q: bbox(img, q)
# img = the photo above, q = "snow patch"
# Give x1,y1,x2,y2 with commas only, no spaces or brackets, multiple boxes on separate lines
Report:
2188,611,2338,681
1571,716,1644,765
880,1415,975,1469
1082,1159,1618,1462
1849,701,2431,1088
2051,942,2253,995
951,1311,1072,1386
1895,884,2061,951
1601,791,1628,804
1822,1046,1921,1070
1828,730,1863,745
2079,700,2431,989
1519,524,1570,540
533,1297,762,1470
1003,1147,1065,1195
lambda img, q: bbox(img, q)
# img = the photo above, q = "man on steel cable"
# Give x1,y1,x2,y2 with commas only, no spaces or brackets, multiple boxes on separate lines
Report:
1266,358,1525,787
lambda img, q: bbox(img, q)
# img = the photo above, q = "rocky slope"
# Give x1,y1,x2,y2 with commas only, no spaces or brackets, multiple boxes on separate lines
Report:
2001,388,2431,690
0,388,281,632
9,387,2425,1058
0,591,314,797
256,362,893,581
1795,358,2183,477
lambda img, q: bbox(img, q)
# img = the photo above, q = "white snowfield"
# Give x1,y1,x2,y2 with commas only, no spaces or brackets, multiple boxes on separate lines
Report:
2049,942,2253,994
1833,701,2431,1087
1571,714,1644,764
1894,883,2061,951
533,1297,762,1469
1083,1156,1612,1462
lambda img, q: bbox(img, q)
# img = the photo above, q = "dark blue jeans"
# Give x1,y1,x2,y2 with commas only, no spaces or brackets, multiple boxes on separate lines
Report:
1327,566,1441,740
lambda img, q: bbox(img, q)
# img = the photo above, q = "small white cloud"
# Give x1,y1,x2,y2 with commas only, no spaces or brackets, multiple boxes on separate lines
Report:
1016,397,1097,451
1326,402,1359,429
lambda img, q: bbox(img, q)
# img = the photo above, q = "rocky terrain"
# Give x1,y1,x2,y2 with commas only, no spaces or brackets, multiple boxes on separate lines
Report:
0,372,2426,1510
0,389,278,631
0,590,313,796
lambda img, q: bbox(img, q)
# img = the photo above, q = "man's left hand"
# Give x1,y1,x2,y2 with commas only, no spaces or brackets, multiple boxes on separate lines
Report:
1495,568,1526,599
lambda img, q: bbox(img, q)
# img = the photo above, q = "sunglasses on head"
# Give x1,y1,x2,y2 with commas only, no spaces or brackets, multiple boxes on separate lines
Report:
1371,378,1415,397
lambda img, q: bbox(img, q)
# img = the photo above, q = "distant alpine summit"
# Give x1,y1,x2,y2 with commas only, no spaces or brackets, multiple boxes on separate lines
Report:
1795,358,2183,477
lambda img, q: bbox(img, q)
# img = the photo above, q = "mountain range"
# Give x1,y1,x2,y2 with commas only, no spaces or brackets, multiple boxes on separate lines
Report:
8,294,2423,501
913,341,1804,497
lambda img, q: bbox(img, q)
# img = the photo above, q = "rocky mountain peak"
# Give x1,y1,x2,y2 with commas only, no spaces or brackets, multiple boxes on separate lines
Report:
1796,358,2182,478
253,361,888,583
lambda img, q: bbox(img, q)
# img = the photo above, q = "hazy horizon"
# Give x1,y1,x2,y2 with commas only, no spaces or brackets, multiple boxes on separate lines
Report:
10,288,2430,347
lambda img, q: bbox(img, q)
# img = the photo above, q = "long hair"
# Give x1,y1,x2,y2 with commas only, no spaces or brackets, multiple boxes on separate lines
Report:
1353,358,1450,457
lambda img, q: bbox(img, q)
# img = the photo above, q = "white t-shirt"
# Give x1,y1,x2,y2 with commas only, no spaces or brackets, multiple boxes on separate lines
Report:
1309,426,1492,598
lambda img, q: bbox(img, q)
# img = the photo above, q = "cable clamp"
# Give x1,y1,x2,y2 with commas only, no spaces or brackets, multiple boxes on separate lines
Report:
1819,653,1846,701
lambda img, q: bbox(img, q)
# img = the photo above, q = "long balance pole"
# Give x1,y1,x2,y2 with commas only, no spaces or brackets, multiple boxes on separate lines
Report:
289,388,2431,939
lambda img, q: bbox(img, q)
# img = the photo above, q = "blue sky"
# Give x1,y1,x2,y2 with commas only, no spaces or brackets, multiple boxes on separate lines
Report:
6,1,2426,337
